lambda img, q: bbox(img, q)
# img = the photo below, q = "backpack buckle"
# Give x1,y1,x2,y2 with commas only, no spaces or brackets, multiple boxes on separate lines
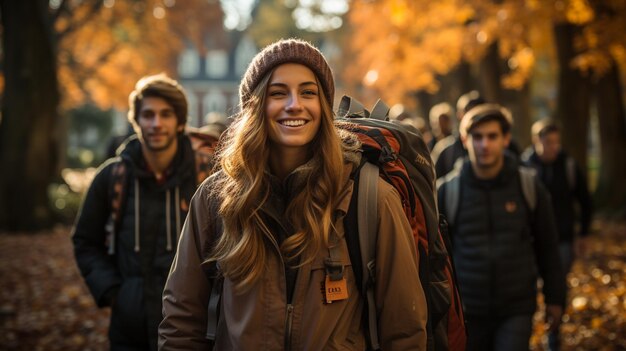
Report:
324,258,345,281
379,145,397,163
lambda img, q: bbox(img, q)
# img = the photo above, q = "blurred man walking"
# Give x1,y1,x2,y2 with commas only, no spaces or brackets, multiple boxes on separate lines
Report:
438,104,566,351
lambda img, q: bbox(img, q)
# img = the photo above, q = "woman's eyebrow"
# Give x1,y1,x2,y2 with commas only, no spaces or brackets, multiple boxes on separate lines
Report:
268,81,318,88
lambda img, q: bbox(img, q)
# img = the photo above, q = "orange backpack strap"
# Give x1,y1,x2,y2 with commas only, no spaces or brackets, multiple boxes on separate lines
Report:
105,161,127,255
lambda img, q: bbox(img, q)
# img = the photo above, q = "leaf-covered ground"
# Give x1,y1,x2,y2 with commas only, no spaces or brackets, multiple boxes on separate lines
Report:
531,219,626,351
0,220,624,350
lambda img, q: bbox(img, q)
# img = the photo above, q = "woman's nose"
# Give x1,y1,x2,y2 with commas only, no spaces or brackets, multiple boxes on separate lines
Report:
285,94,302,112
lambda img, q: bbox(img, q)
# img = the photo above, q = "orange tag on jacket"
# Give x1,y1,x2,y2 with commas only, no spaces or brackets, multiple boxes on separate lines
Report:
325,275,349,303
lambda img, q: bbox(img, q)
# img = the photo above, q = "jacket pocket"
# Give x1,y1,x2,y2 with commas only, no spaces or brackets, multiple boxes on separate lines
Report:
110,277,145,341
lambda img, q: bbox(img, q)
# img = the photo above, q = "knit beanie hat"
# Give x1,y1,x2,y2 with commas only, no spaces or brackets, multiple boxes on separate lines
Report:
239,38,335,109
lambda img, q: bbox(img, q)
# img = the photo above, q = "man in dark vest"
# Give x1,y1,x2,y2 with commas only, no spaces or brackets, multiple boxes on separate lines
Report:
72,74,199,350
437,104,566,351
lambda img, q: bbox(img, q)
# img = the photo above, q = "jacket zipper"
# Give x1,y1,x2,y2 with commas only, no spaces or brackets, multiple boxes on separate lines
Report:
265,229,294,350
486,189,495,315
284,304,294,350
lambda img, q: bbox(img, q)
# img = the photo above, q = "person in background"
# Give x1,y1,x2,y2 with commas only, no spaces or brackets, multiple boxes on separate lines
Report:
437,104,566,351
522,118,593,351
73,74,199,351
391,103,432,146
159,38,428,350
431,90,486,178
427,102,454,151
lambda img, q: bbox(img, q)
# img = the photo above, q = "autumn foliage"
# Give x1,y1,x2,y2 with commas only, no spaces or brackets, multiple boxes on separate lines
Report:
347,0,626,105
55,0,225,110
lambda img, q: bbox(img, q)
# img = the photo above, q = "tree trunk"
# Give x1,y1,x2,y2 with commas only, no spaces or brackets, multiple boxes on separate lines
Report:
478,42,503,104
553,24,592,171
503,83,532,149
416,61,471,128
594,62,626,212
437,61,472,109
0,0,61,231
477,42,531,148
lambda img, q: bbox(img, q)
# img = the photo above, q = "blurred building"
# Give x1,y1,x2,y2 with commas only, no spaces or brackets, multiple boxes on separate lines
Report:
177,32,257,127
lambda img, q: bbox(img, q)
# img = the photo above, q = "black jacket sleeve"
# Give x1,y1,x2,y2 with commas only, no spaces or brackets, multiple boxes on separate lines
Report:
72,160,122,307
573,163,593,236
532,180,567,306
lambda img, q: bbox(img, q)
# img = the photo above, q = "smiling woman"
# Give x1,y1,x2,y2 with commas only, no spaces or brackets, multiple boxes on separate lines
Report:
159,38,429,351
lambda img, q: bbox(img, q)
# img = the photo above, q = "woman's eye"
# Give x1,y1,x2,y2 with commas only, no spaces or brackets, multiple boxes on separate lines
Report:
302,90,318,96
269,91,286,97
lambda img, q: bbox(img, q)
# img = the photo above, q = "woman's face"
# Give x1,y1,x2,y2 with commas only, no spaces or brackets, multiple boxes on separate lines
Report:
264,63,322,154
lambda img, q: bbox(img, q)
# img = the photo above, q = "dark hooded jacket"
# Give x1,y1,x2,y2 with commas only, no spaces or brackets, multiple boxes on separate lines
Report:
521,148,593,242
73,134,197,350
437,154,566,316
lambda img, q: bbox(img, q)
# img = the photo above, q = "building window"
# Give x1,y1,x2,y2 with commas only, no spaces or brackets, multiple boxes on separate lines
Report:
235,37,257,77
186,91,199,127
178,48,200,78
203,90,227,117
205,50,228,78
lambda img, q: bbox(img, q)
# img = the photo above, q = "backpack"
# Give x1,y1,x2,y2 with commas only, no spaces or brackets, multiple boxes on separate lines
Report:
336,96,467,351
441,166,538,227
104,127,219,255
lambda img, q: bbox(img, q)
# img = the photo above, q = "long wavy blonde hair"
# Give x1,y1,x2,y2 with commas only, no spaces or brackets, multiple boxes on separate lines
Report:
208,67,358,292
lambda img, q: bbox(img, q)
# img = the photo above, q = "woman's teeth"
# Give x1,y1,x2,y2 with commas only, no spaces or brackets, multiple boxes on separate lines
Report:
281,120,306,127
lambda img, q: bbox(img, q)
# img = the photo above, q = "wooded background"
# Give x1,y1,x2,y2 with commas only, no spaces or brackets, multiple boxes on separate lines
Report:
0,0,624,231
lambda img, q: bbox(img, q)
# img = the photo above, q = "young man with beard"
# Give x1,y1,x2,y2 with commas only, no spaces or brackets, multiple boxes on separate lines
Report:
437,104,566,351
73,74,200,350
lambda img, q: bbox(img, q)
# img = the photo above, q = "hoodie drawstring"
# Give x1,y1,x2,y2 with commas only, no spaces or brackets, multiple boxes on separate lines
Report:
134,182,180,253
175,186,181,241
166,189,172,251
134,179,140,252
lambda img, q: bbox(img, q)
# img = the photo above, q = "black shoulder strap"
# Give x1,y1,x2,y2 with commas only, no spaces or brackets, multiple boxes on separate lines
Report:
206,271,223,341
205,198,224,342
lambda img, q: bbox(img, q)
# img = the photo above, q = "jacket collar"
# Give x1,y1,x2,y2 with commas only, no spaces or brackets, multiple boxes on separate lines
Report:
463,151,519,188
119,134,195,187
260,152,359,233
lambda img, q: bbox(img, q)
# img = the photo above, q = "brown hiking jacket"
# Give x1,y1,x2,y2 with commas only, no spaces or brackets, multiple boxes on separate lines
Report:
159,161,427,350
